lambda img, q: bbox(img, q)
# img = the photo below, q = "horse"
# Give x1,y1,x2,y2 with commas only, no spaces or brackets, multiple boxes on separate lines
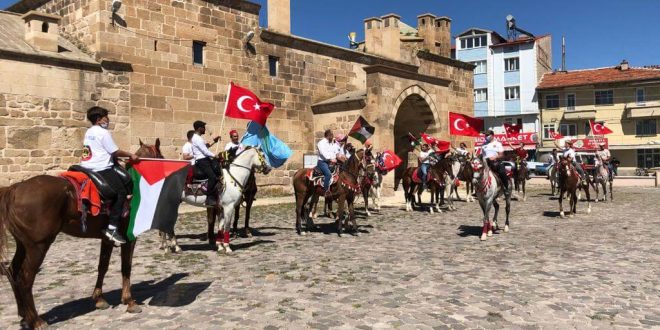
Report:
471,155,512,241
557,158,592,218
453,157,475,203
592,156,613,202
293,149,365,236
208,147,271,253
513,159,528,201
433,154,460,211
231,171,258,237
360,149,383,217
548,164,559,196
0,139,162,329
401,158,444,213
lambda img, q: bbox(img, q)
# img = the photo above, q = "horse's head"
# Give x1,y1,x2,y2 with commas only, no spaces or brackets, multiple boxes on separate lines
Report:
136,138,163,159
250,147,272,175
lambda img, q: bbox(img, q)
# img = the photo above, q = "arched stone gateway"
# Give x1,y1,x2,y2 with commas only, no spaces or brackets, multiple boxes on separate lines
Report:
390,86,440,188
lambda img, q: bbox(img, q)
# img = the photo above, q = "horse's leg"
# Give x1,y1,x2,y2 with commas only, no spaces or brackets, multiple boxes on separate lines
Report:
609,180,613,201
584,183,592,214
491,199,499,236
479,200,489,241
92,240,114,310
207,207,217,248
17,241,52,329
348,198,358,234
294,191,305,235
120,241,141,313
232,203,240,237
336,193,346,237
244,193,254,237
169,229,181,253
221,204,235,253
158,231,167,250
363,186,371,217
522,179,527,202
559,188,566,218
9,239,26,321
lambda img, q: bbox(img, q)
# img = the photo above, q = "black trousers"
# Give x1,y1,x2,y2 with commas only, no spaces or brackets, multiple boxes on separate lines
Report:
195,158,220,197
98,168,128,228
487,159,509,190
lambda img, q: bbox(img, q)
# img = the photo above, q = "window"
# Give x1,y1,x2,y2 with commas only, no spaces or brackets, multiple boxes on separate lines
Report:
192,41,205,65
505,86,520,100
636,88,645,105
595,90,613,105
367,21,372,29
543,124,557,139
636,119,657,136
559,123,577,137
460,35,487,49
637,149,660,168
268,56,279,77
474,88,487,102
516,118,523,127
472,60,487,74
567,94,576,111
545,95,559,109
41,22,49,33
504,57,519,71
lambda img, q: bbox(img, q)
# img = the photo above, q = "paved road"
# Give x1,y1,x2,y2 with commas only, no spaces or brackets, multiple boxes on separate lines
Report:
1,187,659,329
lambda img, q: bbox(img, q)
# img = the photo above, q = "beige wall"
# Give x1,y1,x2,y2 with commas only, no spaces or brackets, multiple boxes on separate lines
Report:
0,59,129,186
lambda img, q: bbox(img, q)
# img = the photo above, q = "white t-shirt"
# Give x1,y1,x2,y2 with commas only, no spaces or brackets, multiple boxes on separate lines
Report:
182,141,195,165
456,147,469,157
317,139,338,161
419,151,431,164
596,149,610,161
224,141,244,153
563,148,576,160
482,141,503,160
80,125,119,172
191,134,215,160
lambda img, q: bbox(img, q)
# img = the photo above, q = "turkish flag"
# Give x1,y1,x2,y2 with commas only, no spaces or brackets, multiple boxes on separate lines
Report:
224,83,275,126
503,123,522,136
377,149,402,172
449,112,483,137
589,120,613,135
421,133,450,152
549,130,564,140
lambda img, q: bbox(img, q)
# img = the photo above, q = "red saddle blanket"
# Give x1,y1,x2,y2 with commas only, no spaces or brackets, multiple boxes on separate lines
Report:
412,167,435,184
60,171,102,216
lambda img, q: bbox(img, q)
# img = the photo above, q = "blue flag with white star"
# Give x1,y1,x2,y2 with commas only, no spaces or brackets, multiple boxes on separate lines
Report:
241,121,292,168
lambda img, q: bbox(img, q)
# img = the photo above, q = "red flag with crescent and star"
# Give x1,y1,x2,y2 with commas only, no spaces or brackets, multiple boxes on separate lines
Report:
503,123,522,137
449,112,483,137
589,120,613,135
421,133,451,152
377,149,402,172
224,83,275,126
549,130,564,140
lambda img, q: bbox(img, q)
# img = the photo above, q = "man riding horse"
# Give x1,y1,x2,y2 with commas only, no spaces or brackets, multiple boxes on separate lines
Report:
555,139,587,185
317,129,340,197
191,120,222,205
481,130,510,194
596,142,613,179
80,106,140,245
507,140,531,181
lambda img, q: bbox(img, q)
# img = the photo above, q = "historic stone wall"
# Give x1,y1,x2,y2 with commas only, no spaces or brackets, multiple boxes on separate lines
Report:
0,59,129,186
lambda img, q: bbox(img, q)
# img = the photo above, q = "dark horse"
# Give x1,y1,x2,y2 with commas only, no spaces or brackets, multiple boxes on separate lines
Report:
293,149,364,236
513,160,528,201
401,157,445,213
557,158,592,218
0,139,162,329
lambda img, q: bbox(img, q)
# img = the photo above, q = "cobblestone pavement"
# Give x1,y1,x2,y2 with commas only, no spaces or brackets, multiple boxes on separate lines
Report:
1,187,659,329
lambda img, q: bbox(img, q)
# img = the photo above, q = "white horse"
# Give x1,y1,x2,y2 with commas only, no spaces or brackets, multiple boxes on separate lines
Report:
443,153,462,209
592,156,612,202
363,169,383,217
211,148,271,253
471,155,511,241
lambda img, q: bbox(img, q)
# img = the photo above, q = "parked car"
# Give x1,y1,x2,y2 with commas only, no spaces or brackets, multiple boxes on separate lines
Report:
535,162,553,176
526,161,545,174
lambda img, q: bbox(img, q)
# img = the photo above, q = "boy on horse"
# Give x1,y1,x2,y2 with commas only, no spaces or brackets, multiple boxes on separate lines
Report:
80,106,140,245
482,130,510,192
181,130,195,164
418,143,433,190
191,120,221,205
317,129,340,197
506,140,531,180
596,143,613,178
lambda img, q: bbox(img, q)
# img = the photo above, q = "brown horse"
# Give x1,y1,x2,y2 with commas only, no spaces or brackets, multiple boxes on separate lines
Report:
513,160,528,201
0,139,162,329
453,159,475,203
402,163,444,213
293,149,364,236
557,158,592,218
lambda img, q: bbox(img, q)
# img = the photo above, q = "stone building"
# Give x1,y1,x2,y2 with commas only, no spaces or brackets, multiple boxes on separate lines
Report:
1,0,474,193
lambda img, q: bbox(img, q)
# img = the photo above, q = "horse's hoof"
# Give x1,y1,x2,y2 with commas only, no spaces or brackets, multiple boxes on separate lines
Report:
504,225,509,233
487,230,493,237
366,211,371,217
95,299,110,310
568,214,574,218
480,234,487,241
217,245,224,253
429,208,434,214
560,211,565,218
32,319,49,330
126,302,142,314
174,246,182,253
223,243,233,254
587,205,592,214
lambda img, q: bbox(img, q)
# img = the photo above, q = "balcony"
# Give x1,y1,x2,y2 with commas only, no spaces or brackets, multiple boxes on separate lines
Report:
626,101,660,119
563,109,596,120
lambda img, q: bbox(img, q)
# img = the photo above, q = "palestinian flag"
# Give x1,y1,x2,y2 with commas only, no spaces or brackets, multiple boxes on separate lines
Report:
348,116,375,144
407,132,422,148
127,159,190,241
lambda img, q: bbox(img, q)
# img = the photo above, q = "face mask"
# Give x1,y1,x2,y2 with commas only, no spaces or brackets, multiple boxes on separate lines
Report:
100,121,109,129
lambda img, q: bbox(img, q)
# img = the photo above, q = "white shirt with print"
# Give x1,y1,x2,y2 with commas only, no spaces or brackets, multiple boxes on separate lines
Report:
482,141,503,160
80,125,119,172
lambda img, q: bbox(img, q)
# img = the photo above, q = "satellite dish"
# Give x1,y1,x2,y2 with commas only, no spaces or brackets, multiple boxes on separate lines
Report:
245,30,255,43
506,14,515,29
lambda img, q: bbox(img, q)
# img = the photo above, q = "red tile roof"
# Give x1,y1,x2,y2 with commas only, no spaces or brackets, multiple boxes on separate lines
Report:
537,66,660,90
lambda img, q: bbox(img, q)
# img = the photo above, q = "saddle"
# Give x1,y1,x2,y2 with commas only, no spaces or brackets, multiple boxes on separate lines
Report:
411,167,436,184
68,165,132,201
307,166,339,188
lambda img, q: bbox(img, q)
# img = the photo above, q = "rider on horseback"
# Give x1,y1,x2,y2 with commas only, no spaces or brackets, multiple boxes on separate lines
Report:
317,129,340,197
224,129,245,161
80,106,140,245
455,142,470,159
507,140,531,180
191,120,221,205
482,130,510,193
596,143,613,178
181,130,195,164
418,143,432,190
547,148,558,180
557,139,587,185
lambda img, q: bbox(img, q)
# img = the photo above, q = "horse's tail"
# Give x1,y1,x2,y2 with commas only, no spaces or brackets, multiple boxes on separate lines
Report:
0,186,13,279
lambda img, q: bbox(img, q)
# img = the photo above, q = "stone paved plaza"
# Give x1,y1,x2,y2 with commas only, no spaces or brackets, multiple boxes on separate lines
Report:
1,186,659,329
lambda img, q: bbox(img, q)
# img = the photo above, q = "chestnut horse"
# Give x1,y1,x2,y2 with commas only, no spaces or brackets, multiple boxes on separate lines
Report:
293,149,364,236
0,139,162,329
557,158,592,218
513,160,528,201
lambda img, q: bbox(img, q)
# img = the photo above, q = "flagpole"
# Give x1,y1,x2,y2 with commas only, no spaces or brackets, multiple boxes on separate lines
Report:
215,83,232,154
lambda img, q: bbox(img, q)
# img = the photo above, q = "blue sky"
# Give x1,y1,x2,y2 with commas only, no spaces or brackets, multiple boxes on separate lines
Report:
2,0,658,69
